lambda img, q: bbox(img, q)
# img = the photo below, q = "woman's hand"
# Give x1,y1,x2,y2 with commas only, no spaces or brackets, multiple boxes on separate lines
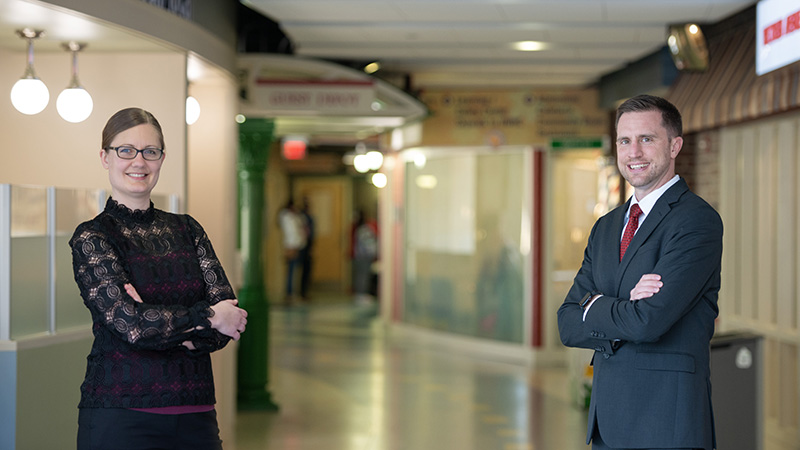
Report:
209,299,248,341
630,274,663,301
125,283,143,303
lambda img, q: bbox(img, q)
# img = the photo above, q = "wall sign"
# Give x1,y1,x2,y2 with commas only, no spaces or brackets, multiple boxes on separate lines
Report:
756,0,800,75
420,89,607,146
251,79,376,114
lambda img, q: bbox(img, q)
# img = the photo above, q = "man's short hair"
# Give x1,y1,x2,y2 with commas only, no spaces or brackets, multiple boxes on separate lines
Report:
615,94,682,139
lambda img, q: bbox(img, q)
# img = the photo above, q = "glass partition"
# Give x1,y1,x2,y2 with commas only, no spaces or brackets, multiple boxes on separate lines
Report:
404,147,529,343
548,150,615,322
0,186,178,340
10,186,49,339
55,189,103,331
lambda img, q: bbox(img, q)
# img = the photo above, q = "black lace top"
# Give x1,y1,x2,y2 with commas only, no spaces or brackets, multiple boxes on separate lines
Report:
70,198,234,408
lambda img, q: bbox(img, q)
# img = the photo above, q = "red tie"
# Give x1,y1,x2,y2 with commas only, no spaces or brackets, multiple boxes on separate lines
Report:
620,203,642,261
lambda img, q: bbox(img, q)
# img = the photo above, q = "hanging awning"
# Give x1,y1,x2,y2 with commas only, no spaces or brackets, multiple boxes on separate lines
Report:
668,24,800,133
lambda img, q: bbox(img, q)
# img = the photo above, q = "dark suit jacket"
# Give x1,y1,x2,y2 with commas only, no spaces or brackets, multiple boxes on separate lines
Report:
557,178,722,450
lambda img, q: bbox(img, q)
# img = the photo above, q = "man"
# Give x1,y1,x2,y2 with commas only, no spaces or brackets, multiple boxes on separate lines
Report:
557,95,723,450
278,199,306,305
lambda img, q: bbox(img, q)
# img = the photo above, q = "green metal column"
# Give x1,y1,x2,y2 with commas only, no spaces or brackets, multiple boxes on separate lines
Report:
236,118,279,411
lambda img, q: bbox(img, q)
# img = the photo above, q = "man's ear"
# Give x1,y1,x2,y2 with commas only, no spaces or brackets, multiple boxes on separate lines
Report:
670,136,683,159
100,149,110,169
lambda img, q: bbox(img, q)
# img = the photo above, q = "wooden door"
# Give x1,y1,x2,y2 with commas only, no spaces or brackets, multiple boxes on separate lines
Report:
293,177,352,290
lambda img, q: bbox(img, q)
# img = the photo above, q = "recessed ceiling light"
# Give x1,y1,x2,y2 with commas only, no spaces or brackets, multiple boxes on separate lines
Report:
512,41,549,52
364,62,381,74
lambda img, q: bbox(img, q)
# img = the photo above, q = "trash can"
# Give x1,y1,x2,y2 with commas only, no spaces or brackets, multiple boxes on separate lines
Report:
710,332,762,450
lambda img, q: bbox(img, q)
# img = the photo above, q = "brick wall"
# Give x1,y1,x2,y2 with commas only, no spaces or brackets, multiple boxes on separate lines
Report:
677,131,720,209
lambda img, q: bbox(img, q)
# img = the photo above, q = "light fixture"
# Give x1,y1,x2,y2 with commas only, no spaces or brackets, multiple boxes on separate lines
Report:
185,96,200,125
512,41,549,52
10,28,49,115
365,150,384,171
353,154,371,173
364,61,381,74
56,42,93,123
371,173,387,188
415,175,437,189
667,24,708,71
404,150,427,168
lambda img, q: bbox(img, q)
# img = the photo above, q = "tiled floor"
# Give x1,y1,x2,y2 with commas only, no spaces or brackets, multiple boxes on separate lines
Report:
232,299,591,450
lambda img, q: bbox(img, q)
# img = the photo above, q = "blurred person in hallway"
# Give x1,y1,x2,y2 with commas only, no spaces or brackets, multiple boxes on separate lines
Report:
557,95,722,450
298,197,315,302
278,198,306,305
476,214,523,342
70,107,248,450
350,209,379,306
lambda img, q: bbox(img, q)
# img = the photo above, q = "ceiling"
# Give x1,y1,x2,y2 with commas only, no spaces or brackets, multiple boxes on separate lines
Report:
0,0,172,54
242,0,755,89
0,0,758,158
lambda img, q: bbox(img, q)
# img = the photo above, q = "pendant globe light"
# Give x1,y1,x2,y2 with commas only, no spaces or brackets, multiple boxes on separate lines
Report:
185,96,200,125
56,42,93,123
10,28,49,115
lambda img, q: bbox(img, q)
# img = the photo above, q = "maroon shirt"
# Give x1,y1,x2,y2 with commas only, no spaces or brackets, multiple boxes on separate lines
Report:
70,198,233,409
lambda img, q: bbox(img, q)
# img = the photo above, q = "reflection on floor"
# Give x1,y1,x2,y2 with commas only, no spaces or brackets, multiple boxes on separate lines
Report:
232,299,591,450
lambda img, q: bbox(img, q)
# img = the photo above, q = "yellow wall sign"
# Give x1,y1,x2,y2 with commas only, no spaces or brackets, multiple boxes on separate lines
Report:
419,88,608,147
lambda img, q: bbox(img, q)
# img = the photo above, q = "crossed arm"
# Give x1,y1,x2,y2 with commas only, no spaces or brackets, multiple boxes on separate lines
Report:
582,273,663,313
71,217,248,353
124,284,247,350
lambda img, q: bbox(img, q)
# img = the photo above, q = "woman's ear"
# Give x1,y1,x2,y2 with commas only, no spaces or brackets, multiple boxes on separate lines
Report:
99,149,110,169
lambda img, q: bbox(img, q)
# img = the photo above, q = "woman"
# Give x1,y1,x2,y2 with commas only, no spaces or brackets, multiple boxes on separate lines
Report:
70,107,247,449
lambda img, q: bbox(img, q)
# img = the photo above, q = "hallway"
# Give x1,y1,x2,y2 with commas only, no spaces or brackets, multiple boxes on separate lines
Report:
233,299,591,450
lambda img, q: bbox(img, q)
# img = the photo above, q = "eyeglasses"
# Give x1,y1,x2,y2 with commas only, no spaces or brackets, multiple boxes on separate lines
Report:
106,146,164,161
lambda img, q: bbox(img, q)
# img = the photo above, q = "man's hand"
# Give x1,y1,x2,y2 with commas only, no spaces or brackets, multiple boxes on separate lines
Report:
630,274,662,301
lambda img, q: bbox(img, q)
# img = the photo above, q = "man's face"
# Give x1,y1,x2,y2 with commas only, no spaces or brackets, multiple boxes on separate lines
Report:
616,110,682,200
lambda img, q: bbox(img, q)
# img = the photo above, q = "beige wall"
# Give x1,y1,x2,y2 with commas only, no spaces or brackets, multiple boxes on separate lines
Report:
718,113,800,450
0,49,186,198
266,144,291,302
186,69,241,442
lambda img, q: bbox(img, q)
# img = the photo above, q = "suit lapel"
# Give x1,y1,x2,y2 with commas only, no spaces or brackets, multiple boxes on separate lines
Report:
616,179,689,277
592,203,628,296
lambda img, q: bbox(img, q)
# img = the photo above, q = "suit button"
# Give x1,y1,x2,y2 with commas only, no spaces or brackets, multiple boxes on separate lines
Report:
603,354,610,359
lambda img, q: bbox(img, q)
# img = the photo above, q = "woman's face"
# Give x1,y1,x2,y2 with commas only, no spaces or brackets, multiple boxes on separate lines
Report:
100,123,165,209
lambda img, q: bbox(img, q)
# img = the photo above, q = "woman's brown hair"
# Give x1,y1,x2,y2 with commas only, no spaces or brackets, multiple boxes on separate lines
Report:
101,107,165,150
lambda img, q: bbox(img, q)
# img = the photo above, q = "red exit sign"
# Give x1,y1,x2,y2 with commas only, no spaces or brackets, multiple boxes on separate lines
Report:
763,9,800,44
